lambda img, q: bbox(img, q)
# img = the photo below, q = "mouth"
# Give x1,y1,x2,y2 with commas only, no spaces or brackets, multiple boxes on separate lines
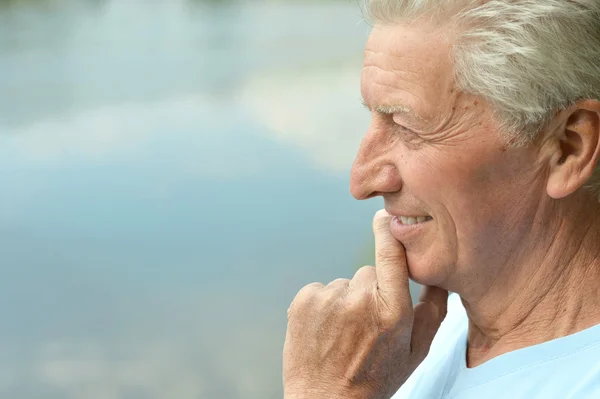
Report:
387,210,433,242
397,215,433,225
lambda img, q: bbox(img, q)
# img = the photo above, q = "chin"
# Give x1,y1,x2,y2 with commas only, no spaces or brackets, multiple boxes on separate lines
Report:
405,251,448,287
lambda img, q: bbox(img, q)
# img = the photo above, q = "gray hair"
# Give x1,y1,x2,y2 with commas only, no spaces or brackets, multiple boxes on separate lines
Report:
362,0,600,198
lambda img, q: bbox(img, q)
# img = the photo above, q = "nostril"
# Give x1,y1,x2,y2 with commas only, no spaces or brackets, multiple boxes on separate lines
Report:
350,179,379,201
350,162,402,200
364,191,382,200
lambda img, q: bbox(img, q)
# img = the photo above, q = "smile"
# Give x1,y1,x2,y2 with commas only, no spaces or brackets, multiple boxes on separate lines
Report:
398,216,433,225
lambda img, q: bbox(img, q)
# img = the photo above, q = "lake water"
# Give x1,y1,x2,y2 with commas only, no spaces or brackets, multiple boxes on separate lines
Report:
0,1,420,398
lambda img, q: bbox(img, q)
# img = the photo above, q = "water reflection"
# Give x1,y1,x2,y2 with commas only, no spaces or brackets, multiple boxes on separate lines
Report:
0,1,419,398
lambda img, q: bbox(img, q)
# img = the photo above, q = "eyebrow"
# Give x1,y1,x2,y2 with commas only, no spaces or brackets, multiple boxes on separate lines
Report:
361,100,425,122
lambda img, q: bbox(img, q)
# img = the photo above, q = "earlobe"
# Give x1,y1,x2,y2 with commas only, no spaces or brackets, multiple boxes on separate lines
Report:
546,101,600,199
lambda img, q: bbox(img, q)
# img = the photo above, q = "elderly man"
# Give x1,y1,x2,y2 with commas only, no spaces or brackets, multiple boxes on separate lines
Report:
283,1,600,398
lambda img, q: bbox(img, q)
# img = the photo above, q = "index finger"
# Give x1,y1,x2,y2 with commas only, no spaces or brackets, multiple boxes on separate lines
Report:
373,209,411,311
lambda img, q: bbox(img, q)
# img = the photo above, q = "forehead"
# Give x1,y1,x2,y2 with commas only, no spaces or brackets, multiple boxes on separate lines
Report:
362,23,456,123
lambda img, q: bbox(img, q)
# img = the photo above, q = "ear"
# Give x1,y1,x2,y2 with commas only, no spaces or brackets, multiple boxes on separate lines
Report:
546,100,600,199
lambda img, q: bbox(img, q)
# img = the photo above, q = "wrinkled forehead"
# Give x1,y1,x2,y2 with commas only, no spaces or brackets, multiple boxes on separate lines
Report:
361,24,457,124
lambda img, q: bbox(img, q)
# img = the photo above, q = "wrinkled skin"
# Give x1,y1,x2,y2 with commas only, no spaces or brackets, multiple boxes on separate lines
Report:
283,211,448,399
283,18,600,399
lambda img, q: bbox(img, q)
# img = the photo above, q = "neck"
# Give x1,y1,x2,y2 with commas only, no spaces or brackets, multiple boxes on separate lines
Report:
461,192,600,368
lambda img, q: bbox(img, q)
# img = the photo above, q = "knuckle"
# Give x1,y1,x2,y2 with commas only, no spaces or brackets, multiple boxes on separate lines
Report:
345,289,375,312
291,282,323,306
377,312,401,331
351,266,377,286
326,278,350,289
377,301,411,330
356,265,376,275
321,286,345,304
303,281,325,291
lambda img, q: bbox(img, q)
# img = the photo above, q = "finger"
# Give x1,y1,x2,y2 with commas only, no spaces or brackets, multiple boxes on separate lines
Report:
326,278,350,290
349,265,377,290
411,286,449,357
296,282,325,297
373,209,411,311
418,285,448,309
288,282,324,316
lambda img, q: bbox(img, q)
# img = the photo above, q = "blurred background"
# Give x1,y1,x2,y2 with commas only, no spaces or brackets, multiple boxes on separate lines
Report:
0,0,420,398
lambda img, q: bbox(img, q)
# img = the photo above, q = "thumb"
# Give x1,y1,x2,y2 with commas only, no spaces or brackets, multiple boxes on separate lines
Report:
410,286,448,358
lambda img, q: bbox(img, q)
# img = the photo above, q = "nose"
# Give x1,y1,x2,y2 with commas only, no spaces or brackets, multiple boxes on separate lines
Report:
350,127,402,200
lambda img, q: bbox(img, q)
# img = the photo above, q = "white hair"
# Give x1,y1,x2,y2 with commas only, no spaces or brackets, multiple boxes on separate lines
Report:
361,0,600,199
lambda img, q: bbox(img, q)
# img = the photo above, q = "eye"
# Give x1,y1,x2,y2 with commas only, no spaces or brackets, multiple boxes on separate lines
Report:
389,117,417,136
394,123,413,134
390,115,411,130
387,117,423,146
373,112,422,143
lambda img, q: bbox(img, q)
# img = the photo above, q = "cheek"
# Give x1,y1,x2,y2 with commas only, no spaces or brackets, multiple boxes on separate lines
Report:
397,139,542,285
404,149,521,240
402,151,475,203
409,145,517,198
429,151,536,256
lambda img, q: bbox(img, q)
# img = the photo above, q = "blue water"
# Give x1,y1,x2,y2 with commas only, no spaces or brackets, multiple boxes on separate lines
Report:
0,1,419,397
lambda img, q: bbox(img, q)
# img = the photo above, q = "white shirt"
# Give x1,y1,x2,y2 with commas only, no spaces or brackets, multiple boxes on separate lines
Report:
393,293,600,398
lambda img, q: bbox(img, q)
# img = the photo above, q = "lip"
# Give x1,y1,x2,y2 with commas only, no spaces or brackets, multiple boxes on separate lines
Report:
389,215,431,242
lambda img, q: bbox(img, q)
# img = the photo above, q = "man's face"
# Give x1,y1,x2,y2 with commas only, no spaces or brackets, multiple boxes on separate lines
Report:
351,23,547,292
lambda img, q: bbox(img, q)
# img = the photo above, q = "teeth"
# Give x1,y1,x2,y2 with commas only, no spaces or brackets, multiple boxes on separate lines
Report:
399,216,430,225
400,216,416,225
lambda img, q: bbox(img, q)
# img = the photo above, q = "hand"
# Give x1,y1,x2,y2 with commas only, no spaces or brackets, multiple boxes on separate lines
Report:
283,210,448,399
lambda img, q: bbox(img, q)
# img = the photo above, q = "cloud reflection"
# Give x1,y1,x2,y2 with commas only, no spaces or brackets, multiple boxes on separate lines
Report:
0,2,374,398
1,62,369,179
0,96,264,179
0,286,285,399
240,63,370,174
